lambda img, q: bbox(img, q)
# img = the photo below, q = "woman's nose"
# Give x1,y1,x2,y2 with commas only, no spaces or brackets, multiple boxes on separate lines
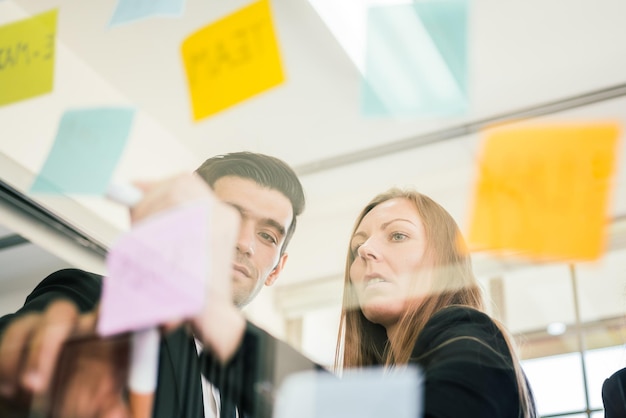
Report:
357,239,379,261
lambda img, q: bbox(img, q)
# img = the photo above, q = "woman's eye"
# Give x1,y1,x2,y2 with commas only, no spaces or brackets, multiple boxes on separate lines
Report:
390,232,407,242
259,232,277,245
351,244,362,255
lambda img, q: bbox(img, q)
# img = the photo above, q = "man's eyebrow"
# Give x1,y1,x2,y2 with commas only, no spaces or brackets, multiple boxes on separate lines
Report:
228,203,286,237
260,218,286,237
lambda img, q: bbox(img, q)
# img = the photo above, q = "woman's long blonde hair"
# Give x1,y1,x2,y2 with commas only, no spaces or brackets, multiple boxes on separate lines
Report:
334,188,535,417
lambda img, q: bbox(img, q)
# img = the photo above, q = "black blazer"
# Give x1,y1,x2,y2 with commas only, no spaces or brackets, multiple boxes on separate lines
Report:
603,367,626,418
0,269,317,418
412,306,536,417
1,269,533,417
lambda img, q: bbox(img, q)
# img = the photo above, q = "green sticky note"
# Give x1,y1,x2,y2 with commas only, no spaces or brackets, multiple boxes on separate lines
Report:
0,9,57,107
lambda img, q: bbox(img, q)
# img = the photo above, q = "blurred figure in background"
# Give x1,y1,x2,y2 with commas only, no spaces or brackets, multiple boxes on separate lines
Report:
603,361,626,416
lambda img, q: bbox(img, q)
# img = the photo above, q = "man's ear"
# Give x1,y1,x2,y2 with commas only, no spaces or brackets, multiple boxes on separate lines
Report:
265,253,288,286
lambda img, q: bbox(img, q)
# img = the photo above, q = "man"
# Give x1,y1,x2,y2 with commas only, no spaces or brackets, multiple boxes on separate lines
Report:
0,152,311,417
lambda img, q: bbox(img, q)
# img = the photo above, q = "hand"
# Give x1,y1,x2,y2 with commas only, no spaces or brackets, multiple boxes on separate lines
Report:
46,334,130,418
0,301,131,417
130,172,224,223
0,300,95,398
131,173,245,363
190,187,245,363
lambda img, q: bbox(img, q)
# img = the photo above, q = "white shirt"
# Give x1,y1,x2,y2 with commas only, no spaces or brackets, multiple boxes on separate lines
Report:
194,338,221,418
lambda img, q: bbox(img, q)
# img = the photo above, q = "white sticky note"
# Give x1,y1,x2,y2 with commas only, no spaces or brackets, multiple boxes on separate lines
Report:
274,366,423,418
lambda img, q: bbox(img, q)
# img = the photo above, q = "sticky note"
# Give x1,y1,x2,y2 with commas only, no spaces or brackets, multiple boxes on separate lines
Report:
361,0,468,117
468,123,620,261
98,201,209,336
181,0,285,121
108,0,186,28
0,9,57,107
274,366,423,418
30,108,135,195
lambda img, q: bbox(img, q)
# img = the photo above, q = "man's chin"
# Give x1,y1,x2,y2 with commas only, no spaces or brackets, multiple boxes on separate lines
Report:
231,285,250,307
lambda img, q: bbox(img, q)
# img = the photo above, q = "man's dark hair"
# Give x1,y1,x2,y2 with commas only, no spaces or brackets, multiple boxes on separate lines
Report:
195,152,305,254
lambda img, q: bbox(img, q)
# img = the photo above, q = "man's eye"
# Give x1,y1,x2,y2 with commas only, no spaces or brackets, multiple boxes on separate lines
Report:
259,232,277,245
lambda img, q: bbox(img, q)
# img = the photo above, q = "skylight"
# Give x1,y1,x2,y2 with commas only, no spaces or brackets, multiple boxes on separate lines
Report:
307,0,414,74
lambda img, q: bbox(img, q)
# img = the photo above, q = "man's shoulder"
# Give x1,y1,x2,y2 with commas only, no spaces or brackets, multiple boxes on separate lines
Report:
0,269,104,334
45,268,104,283
26,268,104,310
37,268,104,292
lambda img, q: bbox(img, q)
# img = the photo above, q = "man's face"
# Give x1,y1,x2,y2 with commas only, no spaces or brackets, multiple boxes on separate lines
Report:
212,175,293,307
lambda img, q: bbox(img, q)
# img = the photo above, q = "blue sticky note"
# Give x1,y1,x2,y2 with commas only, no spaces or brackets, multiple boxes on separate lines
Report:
361,0,468,117
108,0,185,28
31,108,135,195
274,366,423,418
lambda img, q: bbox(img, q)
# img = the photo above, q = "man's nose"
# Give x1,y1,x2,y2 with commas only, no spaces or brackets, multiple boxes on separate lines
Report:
236,221,255,256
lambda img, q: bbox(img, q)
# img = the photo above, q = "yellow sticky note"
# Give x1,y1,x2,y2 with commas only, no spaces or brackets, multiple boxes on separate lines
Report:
0,9,57,107
468,123,620,261
181,0,285,121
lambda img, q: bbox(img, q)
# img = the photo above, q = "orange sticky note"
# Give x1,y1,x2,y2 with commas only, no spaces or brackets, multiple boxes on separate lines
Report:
181,0,285,121
468,123,620,261
0,9,57,107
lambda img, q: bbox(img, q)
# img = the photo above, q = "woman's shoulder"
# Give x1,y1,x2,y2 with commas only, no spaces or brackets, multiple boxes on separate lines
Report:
426,305,496,333
414,305,506,357
414,310,528,416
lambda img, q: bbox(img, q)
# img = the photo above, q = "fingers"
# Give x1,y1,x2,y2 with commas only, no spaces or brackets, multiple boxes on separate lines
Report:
44,316,111,418
49,335,131,418
0,314,39,397
190,200,243,362
130,173,214,224
75,309,98,338
160,319,185,335
101,402,131,418
128,392,154,418
22,300,80,393
0,300,85,398
129,180,154,193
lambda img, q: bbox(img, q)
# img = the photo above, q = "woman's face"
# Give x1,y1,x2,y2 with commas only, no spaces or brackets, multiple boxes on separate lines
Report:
349,198,430,329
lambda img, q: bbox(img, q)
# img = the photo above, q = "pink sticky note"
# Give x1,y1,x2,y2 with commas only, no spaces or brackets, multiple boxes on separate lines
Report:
97,202,210,336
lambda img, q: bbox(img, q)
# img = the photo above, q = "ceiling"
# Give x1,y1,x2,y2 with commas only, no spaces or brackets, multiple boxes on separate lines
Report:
2,0,626,317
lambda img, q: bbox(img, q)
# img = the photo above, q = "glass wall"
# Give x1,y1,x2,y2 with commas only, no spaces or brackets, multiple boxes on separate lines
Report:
296,247,626,417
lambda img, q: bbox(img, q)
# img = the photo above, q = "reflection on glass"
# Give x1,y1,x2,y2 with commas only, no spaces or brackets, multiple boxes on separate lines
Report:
585,345,626,409
522,352,586,415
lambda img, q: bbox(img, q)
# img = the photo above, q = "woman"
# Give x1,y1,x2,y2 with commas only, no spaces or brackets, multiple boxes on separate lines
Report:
336,188,536,417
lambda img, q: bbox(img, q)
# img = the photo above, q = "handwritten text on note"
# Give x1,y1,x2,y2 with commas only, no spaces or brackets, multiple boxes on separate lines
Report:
468,123,620,261
181,0,285,121
0,9,57,107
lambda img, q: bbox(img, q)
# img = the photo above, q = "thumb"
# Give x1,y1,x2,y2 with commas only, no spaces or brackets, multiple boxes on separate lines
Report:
74,309,99,338
130,180,155,193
